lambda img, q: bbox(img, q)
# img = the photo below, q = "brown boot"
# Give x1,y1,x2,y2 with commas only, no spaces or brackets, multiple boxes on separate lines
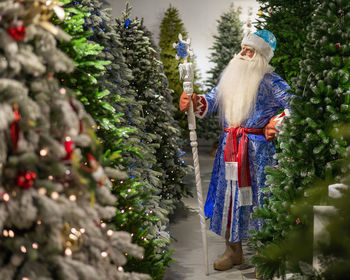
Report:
213,239,244,271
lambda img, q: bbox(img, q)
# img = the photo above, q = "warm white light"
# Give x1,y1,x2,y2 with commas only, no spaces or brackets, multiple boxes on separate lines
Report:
121,210,125,213
20,245,27,253
117,266,124,272
3,230,8,237
101,223,106,228
79,228,86,234
65,169,71,175
51,192,59,200
32,243,38,249
65,136,71,142
40,148,48,156
69,233,78,240
60,88,66,95
130,233,134,237
69,195,76,201
37,220,42,225
65,247,72,256
101,251,108,258
22,277,30,280
128,207,132,210
127,189,131,192
3,193,10,201
38,188,47,195
48,175,53,180
9,230,15,238
107,230,113,237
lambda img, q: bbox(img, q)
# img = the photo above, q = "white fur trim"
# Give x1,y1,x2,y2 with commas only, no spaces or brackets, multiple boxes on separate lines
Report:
242,33,274,62
194,95,208,119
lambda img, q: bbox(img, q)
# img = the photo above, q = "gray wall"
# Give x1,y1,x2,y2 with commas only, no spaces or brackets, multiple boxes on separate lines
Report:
108,0,260,88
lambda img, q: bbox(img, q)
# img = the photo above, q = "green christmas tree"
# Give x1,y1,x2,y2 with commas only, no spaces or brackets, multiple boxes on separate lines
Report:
114,5,191,278
205,4,243,89
250,0,350,278
255,0,319,85
0,0,148,279
54,1,174,279
196,3,244,141
158,4,202,138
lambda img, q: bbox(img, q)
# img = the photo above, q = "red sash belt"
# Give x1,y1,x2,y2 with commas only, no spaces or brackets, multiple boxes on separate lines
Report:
224,127,264,189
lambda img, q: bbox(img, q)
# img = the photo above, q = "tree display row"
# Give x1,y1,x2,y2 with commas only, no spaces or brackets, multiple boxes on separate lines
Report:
251,0,350,279
0,0,189,279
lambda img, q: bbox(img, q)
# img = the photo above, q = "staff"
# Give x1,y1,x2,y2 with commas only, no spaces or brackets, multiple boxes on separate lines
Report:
174,34,209,276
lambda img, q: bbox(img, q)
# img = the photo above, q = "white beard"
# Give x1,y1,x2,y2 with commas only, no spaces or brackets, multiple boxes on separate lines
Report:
216,52,274,127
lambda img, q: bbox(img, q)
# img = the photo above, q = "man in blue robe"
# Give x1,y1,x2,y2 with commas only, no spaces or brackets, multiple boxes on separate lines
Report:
180,30,293,271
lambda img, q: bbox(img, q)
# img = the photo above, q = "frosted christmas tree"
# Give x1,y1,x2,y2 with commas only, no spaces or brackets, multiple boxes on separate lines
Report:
0,0,148,279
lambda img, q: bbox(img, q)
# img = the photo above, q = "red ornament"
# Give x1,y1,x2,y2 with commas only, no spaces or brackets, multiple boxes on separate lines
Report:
62,137,75,161
335,43,341,49
10,106,20,152
17,170,36,189
8,23,26,41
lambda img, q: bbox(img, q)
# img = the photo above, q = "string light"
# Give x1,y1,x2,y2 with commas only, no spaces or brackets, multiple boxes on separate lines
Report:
65,248,72,256
107,230,113,237
101,223,106,228
80,228,86,234
2,193,10,201
38,188,47,195
20,245,27,253
69,195,77,201
101,251,108,258
59,88,66,95
117,266,124,272
9,230,15,238
32,243,39,249
40,148,48,156
37,220,42,225
22,277,29,280
3,230,8,237
48,175,53,180
51,192,59,200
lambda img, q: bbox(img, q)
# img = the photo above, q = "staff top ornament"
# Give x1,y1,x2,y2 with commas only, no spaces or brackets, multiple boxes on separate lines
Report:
173,33,193,61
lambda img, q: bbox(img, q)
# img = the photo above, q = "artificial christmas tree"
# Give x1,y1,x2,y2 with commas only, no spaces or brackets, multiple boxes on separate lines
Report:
114,5,189,279
255,0,319,85
250,1,350,278
55,2,175,279
0,0,148,279
205,4,243,89
159,5,202,138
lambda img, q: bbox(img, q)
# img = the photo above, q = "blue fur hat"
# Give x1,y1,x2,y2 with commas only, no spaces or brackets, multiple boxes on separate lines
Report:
241,30,276,62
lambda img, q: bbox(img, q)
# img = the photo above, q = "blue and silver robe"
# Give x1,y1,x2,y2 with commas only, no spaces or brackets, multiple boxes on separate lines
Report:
197,72,292,242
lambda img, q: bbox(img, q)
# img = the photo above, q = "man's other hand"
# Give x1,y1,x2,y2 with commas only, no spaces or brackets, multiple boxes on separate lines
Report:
179,92,198,112
263,115,279,141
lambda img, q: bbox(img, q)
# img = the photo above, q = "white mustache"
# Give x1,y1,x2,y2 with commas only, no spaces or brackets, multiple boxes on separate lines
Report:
234,53,255,62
